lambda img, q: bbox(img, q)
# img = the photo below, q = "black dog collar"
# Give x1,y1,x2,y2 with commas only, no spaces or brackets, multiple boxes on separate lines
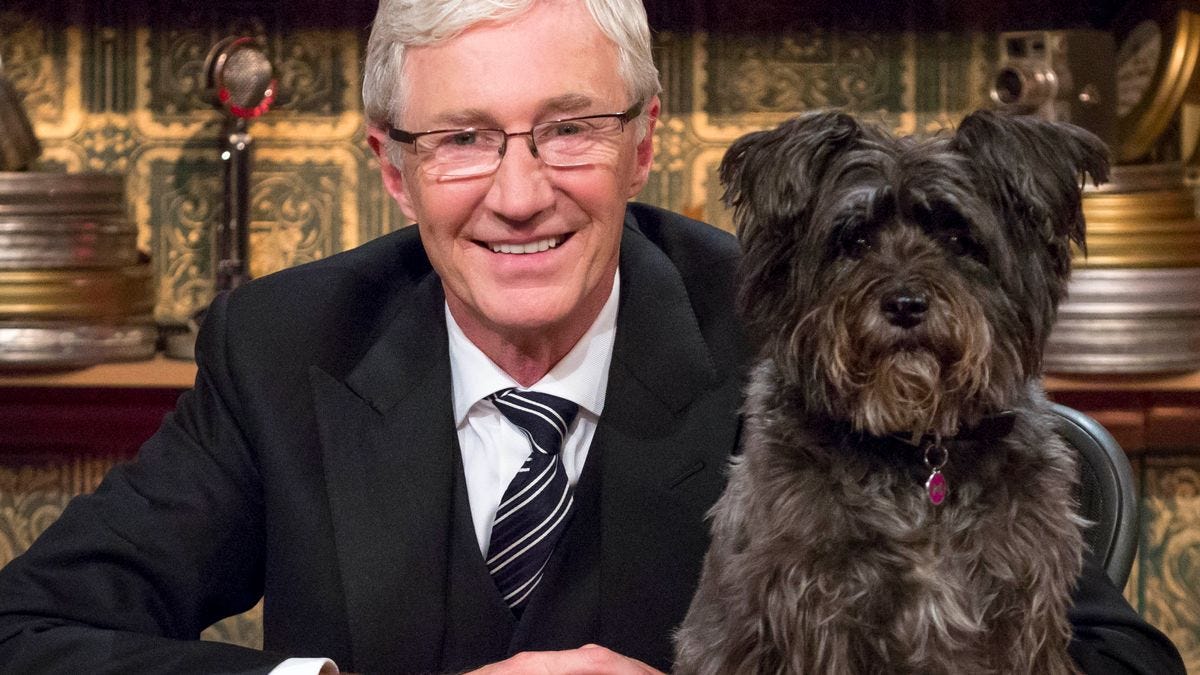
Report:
886,410,1018,506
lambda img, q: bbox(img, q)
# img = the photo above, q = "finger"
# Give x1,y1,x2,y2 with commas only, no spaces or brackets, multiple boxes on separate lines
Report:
467,646,664,675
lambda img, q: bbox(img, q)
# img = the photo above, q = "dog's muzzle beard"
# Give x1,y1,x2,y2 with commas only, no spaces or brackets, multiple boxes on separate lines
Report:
796,270,1008,440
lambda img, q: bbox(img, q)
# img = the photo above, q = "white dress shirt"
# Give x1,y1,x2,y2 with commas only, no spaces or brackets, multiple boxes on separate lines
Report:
271,272,619,674
448,271,618,555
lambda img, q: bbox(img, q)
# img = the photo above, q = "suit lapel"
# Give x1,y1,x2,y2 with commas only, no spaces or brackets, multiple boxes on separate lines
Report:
310,272,457,673
512,217,742,668
594,221,741,665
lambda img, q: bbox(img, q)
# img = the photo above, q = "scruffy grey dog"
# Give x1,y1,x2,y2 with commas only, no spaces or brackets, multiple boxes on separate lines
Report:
674,110,1109,675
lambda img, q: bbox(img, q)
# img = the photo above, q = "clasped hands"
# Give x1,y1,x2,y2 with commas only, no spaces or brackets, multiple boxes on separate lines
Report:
467,644,663,674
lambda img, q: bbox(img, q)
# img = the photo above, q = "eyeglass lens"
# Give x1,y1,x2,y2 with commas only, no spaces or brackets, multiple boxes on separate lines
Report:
418,115,628,178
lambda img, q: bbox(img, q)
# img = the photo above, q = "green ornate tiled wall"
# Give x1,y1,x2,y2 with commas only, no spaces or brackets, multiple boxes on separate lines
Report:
1138,456,1200,666
1,1,1197,667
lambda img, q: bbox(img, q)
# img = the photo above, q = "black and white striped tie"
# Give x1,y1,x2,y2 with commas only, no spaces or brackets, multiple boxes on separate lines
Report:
486,388,579,613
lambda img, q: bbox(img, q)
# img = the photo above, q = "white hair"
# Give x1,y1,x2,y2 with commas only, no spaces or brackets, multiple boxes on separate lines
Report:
362,0,661,135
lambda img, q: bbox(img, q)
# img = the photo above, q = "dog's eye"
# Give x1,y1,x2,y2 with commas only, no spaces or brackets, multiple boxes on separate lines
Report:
842,235,870,258
939,231,987,262
839,228,873,259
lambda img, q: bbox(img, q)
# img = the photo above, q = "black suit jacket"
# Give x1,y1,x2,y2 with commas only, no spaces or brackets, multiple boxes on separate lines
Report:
0,204,1184,674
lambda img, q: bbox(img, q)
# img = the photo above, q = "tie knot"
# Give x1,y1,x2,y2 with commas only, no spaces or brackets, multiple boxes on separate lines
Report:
490,388,579,456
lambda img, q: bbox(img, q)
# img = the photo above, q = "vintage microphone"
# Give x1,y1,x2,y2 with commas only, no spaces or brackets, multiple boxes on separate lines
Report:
164,38,275,360
204,36,275,292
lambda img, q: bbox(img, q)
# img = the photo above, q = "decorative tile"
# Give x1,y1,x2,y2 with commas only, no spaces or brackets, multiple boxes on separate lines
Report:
0,9,84,140
248,149,355,275
912,32,980,114
83,22,138,113
139,146,356,321
201,600,263,649
142,151,222,322
652,31,699,115
77,114,137,172
0,456,118,568
703,31,905,117
269,30,356,116
144,22,229,119
1137,456,1200,672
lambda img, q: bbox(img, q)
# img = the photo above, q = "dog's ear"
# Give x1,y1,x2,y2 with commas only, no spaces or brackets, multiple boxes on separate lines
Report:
720,110,863,236
951,110,1110,270
721,111,863,345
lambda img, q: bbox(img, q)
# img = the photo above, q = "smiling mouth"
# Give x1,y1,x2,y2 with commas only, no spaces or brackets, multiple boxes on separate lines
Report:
485,234,567,254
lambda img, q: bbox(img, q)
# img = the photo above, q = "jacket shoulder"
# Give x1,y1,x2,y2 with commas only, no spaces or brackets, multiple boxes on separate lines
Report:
624,202,741,319
625,202,739,267
210,226,434,377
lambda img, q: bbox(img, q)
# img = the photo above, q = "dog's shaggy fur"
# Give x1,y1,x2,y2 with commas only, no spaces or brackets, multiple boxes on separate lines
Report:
673,110,1109,674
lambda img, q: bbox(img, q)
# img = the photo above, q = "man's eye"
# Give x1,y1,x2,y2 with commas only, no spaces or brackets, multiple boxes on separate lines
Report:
429,131,482,150
548,122,584,137
446,131,479,146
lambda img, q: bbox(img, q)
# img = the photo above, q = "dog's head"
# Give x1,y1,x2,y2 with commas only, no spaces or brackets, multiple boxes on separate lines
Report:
724,110,1108,438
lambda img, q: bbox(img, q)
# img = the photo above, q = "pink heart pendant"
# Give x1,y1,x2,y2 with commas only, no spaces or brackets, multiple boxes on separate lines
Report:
926,469,947,505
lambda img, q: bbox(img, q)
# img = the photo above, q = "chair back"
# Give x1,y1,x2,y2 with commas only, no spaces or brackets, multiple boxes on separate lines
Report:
1050,403,1139,590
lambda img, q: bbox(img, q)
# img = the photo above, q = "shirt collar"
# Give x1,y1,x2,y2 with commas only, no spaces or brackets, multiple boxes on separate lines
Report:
448,270,619,426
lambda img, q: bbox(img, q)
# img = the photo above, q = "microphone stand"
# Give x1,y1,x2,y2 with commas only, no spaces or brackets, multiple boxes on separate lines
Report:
216,117,253,293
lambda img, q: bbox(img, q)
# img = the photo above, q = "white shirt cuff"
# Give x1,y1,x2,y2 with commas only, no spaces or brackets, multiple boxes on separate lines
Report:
268,657,339,675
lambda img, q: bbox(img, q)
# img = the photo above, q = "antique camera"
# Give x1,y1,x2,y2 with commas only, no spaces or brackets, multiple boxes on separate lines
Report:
990,31,1117,147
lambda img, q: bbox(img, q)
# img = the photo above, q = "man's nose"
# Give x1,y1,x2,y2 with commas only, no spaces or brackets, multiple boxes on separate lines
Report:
484,135,555,222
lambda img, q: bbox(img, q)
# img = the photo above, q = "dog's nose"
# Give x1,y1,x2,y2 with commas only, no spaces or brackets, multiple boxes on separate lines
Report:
881,292,928,328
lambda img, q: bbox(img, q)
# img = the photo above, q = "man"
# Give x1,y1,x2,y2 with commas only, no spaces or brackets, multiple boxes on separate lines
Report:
0,0,1184,673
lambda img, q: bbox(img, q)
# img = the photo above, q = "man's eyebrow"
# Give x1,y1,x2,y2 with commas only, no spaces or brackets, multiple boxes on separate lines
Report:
540,93,597,116
426,108,496,129
419,94,603,130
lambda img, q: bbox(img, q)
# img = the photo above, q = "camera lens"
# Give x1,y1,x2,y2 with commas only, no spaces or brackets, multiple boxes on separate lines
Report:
993,68,1025,105
990,63,1057,111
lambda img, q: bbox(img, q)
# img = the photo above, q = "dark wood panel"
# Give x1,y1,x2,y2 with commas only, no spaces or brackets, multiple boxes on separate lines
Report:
0,386,182,458
1050,390,1200,454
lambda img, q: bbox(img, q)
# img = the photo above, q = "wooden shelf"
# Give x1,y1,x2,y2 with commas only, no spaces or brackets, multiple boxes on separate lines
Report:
1045,370,1200,393
0,356,196,390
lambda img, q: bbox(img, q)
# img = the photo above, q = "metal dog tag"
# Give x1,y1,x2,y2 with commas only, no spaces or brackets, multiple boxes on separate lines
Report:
923,442,949,505
926,469,947,505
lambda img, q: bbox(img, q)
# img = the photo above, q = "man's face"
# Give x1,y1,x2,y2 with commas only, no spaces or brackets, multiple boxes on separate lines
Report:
370,0,658,347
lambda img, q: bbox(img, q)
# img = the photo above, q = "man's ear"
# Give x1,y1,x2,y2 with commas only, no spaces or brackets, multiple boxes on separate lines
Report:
367,123,418,222
626,95,660,197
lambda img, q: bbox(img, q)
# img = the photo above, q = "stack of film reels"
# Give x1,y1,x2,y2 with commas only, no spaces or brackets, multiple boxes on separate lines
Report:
0,173,157,368
1046,163,1200,373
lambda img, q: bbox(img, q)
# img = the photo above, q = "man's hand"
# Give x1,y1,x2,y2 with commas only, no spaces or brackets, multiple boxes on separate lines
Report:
467,644,665,674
